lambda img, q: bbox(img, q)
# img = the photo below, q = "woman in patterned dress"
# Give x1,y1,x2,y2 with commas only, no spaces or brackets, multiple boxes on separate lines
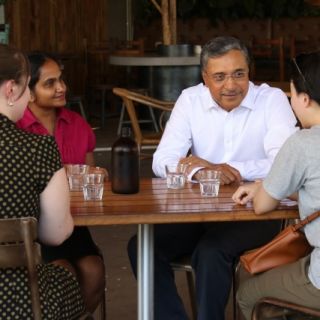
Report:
0,45,85,318
16,52,105,313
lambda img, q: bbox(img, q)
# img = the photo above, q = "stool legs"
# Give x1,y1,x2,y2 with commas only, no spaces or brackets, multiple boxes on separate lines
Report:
117,104,159,135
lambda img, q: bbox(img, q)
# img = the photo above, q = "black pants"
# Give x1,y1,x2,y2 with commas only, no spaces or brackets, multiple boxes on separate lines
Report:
127,220,280,320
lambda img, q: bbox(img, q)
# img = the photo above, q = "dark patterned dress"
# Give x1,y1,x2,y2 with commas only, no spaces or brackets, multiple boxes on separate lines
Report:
0,114,85,319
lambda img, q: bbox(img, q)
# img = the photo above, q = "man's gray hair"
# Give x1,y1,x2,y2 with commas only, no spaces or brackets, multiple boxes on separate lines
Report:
200,36,250,71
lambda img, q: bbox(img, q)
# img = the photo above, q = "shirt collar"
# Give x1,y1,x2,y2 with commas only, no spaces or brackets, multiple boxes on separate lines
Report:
204,81,256,112
20,107,71,129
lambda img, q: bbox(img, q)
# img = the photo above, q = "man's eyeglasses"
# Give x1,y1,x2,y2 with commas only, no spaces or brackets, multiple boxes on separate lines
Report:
206,70,248,84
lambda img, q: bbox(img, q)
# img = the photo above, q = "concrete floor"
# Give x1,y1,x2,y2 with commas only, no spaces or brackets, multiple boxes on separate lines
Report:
87,111,237,320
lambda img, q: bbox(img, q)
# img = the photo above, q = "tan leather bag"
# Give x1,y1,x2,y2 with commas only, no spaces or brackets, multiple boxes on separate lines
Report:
240,211,320,275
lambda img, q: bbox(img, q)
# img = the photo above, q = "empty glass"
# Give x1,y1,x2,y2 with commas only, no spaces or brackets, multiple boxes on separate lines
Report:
83,173,104,200
165,163,187,189
65,164,89,191
198,170,221,197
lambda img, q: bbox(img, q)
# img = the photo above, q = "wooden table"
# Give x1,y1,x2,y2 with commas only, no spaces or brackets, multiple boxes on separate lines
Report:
109,54,201,99
109,54,200,67
71,178,298,320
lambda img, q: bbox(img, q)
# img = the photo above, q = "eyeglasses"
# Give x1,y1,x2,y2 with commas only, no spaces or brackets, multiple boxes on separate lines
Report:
292,55,314,97
292,58,308,86
205,70,248,84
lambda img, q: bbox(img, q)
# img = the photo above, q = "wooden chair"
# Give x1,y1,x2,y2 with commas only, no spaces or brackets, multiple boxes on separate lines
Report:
112,87,174,156
0,217,42,319
0,217,95,320
254,81,291,97
116,88,159,136
250,37,285,82
113,38,144,56
289,36,318,60
252,297,320,319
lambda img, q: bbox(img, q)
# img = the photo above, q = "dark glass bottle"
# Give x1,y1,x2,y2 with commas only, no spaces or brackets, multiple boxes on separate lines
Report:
111,127,140,194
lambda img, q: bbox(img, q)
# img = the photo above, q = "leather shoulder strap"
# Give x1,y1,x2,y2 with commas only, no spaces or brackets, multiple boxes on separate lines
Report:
294,211,320,230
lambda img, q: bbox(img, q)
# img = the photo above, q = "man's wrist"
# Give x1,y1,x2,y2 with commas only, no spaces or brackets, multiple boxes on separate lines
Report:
188,167,205,182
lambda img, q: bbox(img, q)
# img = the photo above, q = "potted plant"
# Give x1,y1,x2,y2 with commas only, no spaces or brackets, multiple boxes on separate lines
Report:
148,0,195,56
150,0,177,45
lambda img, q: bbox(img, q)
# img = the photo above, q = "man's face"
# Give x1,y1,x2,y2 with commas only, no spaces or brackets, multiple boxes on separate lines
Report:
202,49,249,111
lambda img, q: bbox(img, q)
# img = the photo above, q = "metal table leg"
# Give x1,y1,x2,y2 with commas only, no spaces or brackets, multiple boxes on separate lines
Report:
137,223,154,320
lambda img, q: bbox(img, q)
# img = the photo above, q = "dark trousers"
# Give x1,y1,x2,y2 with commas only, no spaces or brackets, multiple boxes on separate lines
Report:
127,220,280,320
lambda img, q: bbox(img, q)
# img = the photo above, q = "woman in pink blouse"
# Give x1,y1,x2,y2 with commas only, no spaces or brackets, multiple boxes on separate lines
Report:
17,52,105,313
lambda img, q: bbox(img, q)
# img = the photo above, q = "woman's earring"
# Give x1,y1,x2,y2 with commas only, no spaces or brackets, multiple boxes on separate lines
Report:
7,100,14,107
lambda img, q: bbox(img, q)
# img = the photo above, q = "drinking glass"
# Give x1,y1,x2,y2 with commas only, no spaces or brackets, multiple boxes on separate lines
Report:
199,170,221,197
83,173,104,200
65,164,89,191
165,163,187,189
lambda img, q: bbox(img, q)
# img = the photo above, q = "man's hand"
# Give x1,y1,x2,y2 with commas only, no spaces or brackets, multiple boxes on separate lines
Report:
179,155,241,185
232,182,262,205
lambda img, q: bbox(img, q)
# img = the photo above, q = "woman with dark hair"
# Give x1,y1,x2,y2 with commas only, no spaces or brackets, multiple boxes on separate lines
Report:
17,52,106,313
233,51,320,319
0,44,85,318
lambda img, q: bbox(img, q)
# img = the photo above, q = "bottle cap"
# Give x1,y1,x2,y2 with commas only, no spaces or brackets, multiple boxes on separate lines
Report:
121,126,131,137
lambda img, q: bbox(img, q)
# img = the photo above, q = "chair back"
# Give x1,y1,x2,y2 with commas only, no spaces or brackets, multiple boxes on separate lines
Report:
252,297,320,319
112,87,174,149
250,37,285,82
0,217,42,320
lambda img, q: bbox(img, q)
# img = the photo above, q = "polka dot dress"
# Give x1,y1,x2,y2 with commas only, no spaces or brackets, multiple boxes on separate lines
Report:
0,114,85,319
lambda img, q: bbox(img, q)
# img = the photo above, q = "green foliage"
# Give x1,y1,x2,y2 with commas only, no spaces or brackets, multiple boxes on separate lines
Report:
134,0,320,26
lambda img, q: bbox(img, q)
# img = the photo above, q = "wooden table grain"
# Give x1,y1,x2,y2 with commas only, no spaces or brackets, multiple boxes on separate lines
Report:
71,178,298,320
71,178,298,225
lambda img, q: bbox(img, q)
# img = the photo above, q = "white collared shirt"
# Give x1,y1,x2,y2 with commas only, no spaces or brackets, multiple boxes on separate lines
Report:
153,82,298,181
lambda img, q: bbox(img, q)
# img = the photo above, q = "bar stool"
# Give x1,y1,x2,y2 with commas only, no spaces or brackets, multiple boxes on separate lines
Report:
88,83,116,127
116,88,159,135
66,95,87,120
170,256,197,320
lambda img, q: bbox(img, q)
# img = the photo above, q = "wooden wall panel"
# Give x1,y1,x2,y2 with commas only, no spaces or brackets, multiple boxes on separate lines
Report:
5,0,108,52
4,0,109,94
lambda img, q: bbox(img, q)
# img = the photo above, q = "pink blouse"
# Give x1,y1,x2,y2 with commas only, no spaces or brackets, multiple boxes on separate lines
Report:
17,107,96,164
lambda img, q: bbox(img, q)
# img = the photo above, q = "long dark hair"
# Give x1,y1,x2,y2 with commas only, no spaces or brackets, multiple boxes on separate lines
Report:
27,52,63,91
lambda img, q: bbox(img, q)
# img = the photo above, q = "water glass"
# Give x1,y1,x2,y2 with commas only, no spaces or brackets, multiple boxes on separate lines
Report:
83,173,104,200
65,164,89,191
89,166,108,180
199,170,221,197
165,163,187,189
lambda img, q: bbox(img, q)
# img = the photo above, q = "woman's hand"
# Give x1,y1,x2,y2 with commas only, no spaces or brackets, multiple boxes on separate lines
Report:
232,181,262,205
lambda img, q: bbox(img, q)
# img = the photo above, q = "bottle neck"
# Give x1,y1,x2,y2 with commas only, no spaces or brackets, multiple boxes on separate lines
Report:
121,127,131,138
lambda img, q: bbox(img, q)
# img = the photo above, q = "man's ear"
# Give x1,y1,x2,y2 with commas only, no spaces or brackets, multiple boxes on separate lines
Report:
202,71,209,87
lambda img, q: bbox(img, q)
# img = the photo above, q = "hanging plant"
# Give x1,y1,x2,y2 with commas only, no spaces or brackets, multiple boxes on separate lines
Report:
135,0,320,26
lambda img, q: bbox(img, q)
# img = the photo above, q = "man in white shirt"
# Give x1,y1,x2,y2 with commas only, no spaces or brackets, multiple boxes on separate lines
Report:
128,36,297,320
